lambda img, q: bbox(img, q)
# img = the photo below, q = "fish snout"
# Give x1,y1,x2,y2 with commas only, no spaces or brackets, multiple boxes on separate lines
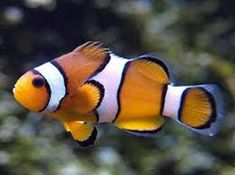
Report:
13,72,49,112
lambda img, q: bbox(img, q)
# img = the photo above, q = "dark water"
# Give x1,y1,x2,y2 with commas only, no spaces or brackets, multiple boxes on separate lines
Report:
0,0,234,175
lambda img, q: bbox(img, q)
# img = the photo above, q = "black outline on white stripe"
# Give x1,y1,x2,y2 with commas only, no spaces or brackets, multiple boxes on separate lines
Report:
112,61,130,123
160,84,168,116
94,111,99,123
177,88,190,122
31,69,51,112
34,62,67,112
138,55,170,116
88,53,111,79
50,60,68,110
76,127,97,147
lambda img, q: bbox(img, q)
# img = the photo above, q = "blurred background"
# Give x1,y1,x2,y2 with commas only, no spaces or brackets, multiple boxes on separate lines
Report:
0,0,235,175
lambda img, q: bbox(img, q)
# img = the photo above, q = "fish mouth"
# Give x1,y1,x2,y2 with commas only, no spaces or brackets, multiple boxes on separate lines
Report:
12,84,20,96
12,85,17,94
12,84,25,102
12,85,31,110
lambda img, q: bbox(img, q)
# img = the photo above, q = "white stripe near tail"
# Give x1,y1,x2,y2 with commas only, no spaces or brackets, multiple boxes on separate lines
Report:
162,84,224,136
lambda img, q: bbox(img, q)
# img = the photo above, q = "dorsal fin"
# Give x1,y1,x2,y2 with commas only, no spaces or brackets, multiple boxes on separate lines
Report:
73,41,110,60
54,42,111,97
131,55,170,84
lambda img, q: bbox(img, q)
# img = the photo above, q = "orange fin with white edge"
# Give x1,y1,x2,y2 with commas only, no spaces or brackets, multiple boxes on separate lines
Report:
163,84,224,136
63,121,97,147
114,117,165,137
76,80,104,113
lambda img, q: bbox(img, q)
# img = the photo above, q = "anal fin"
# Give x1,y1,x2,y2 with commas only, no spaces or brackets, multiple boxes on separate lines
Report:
114,117,164,137
63,121,97,147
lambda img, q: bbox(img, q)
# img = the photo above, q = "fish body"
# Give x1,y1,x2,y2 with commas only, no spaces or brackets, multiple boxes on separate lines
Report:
13,42,224,147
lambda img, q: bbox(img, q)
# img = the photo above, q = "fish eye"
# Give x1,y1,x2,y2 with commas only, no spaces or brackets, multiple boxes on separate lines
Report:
32,77,45,88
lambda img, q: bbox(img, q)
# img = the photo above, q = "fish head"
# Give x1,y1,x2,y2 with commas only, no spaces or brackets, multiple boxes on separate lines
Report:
13,70,49,112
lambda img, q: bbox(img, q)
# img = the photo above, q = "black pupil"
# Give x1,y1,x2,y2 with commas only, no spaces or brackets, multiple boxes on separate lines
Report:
32,77,45,88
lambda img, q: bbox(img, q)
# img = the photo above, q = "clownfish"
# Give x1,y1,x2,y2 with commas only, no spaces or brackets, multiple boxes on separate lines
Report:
13,42,224,147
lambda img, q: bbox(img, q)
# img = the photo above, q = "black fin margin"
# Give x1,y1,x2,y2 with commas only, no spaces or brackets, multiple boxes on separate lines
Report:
194,87,216,129
178,87,190,124
137,54,170,78
85,80,105,110
126,126,163,137
112,61,131,123
160,84,168,116
76,127,97,148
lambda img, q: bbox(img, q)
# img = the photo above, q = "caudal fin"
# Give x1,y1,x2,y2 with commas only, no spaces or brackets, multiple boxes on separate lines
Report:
162,84,224,136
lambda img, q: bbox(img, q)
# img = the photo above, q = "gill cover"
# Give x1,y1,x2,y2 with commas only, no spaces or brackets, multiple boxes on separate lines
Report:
13,71,49,112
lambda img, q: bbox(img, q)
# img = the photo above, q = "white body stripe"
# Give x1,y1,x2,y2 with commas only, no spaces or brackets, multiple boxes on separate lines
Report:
162,85,189,120
34,62,66,112
91,54,129,123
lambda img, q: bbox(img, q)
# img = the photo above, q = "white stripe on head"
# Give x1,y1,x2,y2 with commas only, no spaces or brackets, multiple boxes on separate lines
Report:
34,62,66,112
92,54,130,123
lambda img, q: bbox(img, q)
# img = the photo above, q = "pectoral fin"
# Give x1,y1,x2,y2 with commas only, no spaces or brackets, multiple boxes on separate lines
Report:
114,117,164,137
63,121,97,147
76,80,104,113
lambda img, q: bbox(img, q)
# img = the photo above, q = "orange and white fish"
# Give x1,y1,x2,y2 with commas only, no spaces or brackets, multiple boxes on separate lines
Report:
13,42,224,147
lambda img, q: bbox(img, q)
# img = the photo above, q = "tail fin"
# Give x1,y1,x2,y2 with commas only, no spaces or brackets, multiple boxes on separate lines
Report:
162,84,224,136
